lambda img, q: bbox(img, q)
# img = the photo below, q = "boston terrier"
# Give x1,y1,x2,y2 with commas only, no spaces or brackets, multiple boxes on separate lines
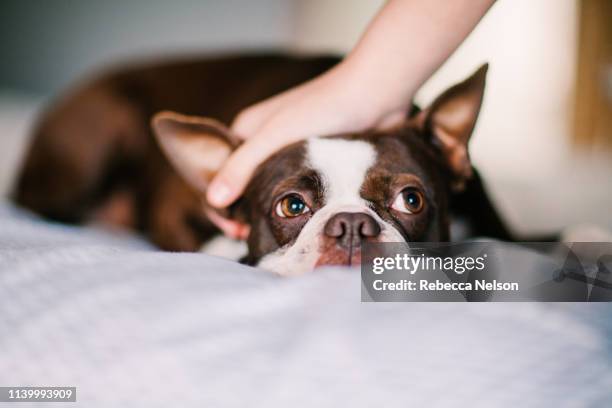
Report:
15,54,512,275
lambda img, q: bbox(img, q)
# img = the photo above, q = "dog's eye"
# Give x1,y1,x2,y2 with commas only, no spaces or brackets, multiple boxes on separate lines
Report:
391,188,425,214
275,194,311,218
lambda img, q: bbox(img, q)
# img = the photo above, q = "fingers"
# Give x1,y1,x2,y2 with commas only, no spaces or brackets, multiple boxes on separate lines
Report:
210,107,406,208
215,92,299,207
231,106,267,139
206,68,377,208
203,207,250,240
206,136,284,207
231,89,296,138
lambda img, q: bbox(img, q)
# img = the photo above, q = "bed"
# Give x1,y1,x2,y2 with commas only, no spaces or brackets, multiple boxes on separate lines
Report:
1,92,612,407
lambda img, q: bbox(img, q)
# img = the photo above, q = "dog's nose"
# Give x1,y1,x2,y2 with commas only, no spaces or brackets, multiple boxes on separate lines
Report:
324,212,381,248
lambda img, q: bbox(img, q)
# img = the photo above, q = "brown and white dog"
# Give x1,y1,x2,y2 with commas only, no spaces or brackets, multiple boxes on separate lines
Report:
14,54,512,275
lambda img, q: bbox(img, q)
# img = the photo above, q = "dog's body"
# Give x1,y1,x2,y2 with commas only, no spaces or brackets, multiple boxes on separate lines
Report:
15,54,513,274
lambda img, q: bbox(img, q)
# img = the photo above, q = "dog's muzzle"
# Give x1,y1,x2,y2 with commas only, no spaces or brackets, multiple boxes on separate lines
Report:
315,212,381,267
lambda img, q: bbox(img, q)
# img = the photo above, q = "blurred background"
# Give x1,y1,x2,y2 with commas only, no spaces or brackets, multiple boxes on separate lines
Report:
0,0,610,237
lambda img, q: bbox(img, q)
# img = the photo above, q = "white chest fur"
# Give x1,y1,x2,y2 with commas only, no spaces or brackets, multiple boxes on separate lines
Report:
200,236,248,261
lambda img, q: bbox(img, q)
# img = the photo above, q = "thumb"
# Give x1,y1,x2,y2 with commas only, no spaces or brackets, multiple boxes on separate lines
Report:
206,137,282,208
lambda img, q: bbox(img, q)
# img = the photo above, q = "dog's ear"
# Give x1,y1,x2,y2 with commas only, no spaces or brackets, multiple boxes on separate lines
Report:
152,111,250,240
151,111,240,193
412,64,488,189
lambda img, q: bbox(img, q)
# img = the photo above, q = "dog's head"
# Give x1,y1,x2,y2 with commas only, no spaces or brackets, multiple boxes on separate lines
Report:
152,65,488,274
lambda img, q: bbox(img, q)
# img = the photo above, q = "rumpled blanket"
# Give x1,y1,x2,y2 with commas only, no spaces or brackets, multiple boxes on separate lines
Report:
1,202,611,407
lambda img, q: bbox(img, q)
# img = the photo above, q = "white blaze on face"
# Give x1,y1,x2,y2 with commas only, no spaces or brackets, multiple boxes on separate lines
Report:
307,138,376,206
257,137,406,275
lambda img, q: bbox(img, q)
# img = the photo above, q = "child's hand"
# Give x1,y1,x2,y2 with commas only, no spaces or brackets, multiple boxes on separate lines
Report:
206,62,406,208
206,0,494,209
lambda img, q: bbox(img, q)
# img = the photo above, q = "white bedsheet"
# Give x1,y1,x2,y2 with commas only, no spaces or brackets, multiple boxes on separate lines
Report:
1,202,611,407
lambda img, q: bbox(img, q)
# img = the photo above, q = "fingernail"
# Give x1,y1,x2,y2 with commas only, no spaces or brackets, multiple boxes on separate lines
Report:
208,181,232,206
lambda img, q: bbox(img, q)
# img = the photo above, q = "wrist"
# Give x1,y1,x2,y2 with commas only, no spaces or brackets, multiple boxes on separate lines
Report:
334,53,414,126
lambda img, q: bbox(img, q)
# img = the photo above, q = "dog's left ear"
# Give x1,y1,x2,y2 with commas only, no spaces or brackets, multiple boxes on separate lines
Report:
152,111,250,240
151,111,240,193
412,64,488,189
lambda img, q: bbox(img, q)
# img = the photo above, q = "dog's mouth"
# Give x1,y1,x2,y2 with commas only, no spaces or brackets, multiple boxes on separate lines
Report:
314,245,362,268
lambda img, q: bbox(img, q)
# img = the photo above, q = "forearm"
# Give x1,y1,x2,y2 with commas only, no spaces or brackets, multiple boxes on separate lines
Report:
337,0,495,117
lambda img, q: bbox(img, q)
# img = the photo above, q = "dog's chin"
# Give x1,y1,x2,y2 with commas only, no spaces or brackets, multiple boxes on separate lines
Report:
314,247,362,269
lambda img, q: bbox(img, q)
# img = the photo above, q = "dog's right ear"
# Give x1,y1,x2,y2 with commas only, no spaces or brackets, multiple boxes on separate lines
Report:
410,64,488,191
151,111,240,193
